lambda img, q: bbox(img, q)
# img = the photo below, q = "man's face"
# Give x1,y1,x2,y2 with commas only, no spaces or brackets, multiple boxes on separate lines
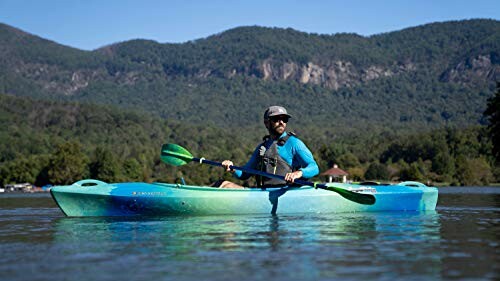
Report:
265,115,289,136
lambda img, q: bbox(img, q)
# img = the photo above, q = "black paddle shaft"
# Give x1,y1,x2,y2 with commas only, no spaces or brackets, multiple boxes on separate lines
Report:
193,157,321,188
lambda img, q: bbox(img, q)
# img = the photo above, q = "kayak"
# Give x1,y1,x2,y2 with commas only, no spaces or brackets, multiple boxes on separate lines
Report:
50,179,438,217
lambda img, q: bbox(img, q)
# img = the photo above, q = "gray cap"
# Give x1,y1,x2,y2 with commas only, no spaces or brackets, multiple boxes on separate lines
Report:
264,106,292,119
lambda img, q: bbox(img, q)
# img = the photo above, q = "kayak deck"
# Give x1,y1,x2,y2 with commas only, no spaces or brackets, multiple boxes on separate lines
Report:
50,180,438,217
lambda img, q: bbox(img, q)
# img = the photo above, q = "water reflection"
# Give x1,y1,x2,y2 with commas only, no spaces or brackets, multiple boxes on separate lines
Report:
51,211,442,247
49,211,444,280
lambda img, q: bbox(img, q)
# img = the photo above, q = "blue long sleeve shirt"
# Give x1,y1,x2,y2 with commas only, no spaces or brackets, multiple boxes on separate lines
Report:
233,132,319,181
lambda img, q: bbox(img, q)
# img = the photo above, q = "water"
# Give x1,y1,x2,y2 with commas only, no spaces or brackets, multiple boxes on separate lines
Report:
0,187,498,281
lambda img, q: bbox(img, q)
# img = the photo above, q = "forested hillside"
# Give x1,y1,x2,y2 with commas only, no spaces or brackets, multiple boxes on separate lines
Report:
0,20,498,132
0,94,496,186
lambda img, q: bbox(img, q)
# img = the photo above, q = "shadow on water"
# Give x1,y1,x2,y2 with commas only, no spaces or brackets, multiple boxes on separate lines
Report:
268,188,288,214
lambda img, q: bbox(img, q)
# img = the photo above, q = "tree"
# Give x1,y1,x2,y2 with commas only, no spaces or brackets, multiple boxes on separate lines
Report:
316,144,346,171
123,158,143,181
337,153,361,169
484,82,500,163
432,151,455,182
89,147,121,182
347,167,364,181
0,158,37,185
364,162,389,181
47,142,88,184
455,156,493,186
399,162,424,182
432,150,455,176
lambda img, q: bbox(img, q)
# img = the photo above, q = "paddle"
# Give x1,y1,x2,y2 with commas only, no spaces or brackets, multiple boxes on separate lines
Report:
160,143,376,205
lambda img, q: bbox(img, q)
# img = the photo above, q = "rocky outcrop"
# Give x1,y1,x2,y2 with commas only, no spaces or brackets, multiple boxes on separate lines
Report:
281,62,298,80
14,63,108,95
53,70,101,95
11,54,497,97
255,59,416,90
440,54,500,84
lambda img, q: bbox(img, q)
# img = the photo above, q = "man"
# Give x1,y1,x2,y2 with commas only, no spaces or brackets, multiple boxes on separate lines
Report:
217,105,319,188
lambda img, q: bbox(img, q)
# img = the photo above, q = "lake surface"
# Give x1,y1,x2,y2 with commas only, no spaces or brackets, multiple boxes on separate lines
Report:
0,187,498,281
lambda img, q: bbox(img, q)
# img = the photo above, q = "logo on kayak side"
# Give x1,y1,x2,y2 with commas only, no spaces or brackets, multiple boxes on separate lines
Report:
132,191,166,196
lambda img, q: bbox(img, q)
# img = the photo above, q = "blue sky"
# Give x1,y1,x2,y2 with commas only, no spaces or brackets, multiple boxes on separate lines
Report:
0,0,498,50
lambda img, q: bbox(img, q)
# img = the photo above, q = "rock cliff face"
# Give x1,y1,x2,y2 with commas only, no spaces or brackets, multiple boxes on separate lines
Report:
14,63,106,95
440,54,500,84
257,59,416,90
255,54,497,90
13,54,498,96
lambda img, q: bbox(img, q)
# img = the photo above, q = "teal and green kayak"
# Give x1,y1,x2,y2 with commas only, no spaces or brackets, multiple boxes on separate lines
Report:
50,179,438,217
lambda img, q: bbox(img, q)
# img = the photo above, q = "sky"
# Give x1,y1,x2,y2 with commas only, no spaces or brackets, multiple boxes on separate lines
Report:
0,0,499,50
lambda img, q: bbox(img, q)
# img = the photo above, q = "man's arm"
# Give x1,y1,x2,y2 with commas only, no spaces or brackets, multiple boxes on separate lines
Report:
229,145,261,180
293,139,319,179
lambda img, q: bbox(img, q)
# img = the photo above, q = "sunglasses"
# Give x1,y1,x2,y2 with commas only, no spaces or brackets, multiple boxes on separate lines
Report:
269,116,289,123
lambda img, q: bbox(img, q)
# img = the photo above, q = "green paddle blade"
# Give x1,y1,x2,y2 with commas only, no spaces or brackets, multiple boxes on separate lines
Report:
322,185,376,205
160,143,194,166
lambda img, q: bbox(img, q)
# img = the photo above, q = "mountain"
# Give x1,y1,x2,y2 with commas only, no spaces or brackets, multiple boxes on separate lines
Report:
0,19,498,134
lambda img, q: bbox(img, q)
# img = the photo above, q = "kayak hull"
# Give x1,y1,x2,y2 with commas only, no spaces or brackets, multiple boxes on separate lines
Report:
50,180,438,217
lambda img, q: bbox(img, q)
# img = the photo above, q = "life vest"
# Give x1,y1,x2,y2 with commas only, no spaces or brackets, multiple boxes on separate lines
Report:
256,132,296,187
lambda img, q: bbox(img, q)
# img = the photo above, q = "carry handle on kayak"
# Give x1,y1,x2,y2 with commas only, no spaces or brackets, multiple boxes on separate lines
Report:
160,143,376,205
399,181,427,187
73,179,108,187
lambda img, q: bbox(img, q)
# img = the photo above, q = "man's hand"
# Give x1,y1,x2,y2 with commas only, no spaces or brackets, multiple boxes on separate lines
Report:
284,170,303,183
221,160,235,173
